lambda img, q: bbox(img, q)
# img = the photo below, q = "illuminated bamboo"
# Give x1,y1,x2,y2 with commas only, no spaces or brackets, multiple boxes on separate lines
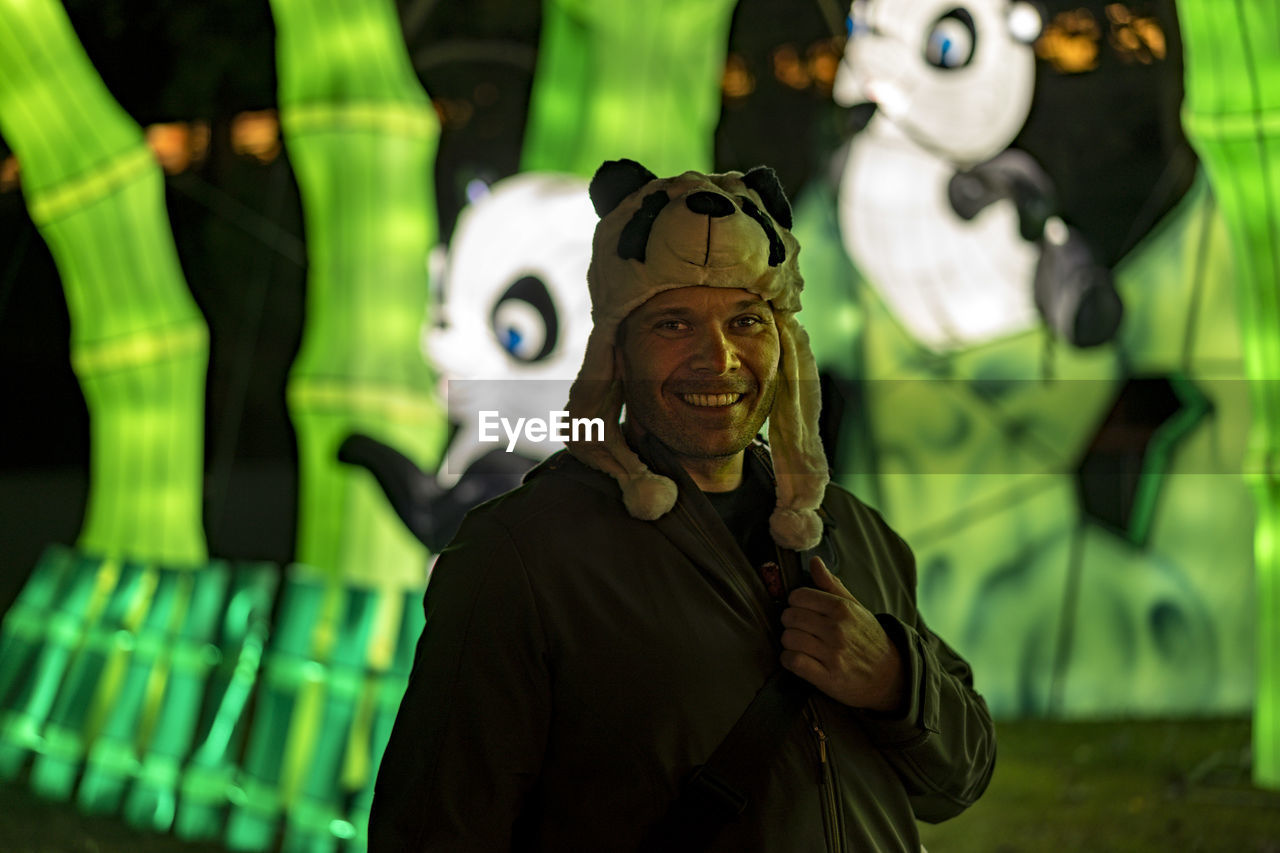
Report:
0,0,225,812
0,0,207,565
222,1,442,848
274,0,444,590
521,0,739,177
1176,0,1280,789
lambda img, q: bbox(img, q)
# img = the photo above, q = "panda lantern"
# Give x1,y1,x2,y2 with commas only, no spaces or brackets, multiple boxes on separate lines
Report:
339,173,597,552
835,0,1121,350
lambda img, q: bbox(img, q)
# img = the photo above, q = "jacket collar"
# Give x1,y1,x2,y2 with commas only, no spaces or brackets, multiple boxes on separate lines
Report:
634,433,781,636
526,437,836,605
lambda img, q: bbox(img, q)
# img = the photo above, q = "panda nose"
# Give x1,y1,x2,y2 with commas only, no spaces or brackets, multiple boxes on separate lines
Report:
686,191,735,217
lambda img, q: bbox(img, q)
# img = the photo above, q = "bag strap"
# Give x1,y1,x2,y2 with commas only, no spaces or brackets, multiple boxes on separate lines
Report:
638,668,814,852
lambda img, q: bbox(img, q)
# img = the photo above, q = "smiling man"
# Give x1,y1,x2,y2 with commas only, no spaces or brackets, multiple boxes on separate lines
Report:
618,288,780,488
369,160,995,852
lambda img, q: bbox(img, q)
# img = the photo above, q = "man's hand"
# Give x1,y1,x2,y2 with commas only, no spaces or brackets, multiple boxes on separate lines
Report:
780,556,907,713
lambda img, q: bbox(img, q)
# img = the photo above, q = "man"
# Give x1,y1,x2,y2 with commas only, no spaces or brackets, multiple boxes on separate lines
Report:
369,160,995,852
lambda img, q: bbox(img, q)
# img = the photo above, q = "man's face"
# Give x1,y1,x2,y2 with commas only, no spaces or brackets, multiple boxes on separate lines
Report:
618,286,780,463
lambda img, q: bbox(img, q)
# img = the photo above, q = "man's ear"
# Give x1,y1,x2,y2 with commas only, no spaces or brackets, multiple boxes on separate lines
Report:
590,159,658,218
742,166,793,229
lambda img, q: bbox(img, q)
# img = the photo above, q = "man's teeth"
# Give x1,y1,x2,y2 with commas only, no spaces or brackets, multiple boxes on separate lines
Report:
681,393,742,407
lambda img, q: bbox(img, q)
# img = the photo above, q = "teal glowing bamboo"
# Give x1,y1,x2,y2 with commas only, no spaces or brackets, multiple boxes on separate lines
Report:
226,1,442,848
273,0,443,590
0,0,224,814
0,0,208,566
0,546,275,833
1176,0,1280,789
521,0,739,177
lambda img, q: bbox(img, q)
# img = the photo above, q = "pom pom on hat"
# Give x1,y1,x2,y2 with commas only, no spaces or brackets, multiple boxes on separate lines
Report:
769,507,825,552
622,469,680,521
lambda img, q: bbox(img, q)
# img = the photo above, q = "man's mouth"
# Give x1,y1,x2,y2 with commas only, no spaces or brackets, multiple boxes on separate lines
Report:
679,392,744,408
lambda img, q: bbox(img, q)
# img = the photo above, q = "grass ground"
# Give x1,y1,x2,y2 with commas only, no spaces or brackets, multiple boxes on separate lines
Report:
0,718,1277,851
920,718,1280,852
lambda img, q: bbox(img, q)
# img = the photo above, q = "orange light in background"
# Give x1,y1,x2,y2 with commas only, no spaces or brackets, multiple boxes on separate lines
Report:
1036,9,1102,73
0,155,17,192
231,110,282,163
145,122,210,174
433,97,474,131
1132,17,1166,59
772,44,811,90
1106,4,1166,64
145,123,188,173
807,38,843,93
722,53,755,100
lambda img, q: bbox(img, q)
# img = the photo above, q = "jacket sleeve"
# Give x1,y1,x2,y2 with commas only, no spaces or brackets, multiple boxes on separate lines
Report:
856,531,997,823
368,512,550,851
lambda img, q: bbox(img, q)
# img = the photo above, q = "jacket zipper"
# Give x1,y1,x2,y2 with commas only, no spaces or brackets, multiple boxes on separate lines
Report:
750,441,843,851
757,442,847,852
807,701,845,853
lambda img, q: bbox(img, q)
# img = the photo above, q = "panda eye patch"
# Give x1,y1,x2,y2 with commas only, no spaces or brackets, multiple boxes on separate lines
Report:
491,275,559,362
925,8,977,69
739,198,787,267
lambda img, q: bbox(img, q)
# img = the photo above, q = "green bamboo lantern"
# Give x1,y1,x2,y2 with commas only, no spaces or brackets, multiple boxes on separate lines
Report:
226,572,422,851
0,0,273,820
0,0,207,565
220,1,442,848
521,0,739,177
275,0,444,591
1176,0,1280,790
0,545,276,835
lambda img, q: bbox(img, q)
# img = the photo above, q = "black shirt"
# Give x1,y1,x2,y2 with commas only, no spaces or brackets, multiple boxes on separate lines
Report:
704,452,786,606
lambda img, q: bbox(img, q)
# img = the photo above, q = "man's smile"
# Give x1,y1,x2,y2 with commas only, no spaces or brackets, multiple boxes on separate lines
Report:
618,287,780,469
678,392,745,408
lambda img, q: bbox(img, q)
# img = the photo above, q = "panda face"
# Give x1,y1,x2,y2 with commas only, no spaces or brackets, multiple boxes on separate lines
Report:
428,172,595,383
425,173,597,479
835,0,1041,166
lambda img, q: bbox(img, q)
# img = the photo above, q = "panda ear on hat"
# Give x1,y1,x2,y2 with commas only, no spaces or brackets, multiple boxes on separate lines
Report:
589,159,659,217
742,166,793,229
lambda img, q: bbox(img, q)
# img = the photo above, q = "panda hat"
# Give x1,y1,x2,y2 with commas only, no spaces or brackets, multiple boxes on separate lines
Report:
565,159,829,551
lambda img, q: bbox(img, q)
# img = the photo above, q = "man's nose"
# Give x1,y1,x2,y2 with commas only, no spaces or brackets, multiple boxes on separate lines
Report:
690,328,739,373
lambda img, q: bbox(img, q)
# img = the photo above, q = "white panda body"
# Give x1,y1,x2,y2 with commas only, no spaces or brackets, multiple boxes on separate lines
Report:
839,120,1040,349
835,0,1044,351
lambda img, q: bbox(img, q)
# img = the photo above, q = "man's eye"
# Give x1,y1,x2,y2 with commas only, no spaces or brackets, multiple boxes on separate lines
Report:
656,319,687,331
734,315,763,328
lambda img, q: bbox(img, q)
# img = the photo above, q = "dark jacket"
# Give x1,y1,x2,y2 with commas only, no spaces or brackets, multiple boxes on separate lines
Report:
370,441,995,852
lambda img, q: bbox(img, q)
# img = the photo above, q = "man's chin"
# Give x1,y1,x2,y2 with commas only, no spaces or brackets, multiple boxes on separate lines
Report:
657,432,757,462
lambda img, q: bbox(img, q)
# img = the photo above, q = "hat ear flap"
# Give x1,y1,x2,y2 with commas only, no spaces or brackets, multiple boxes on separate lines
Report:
590,159,659,218
742,165,793,229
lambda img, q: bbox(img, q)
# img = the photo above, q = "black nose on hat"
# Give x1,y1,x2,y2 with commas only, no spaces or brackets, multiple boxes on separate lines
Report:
686,191,735,217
